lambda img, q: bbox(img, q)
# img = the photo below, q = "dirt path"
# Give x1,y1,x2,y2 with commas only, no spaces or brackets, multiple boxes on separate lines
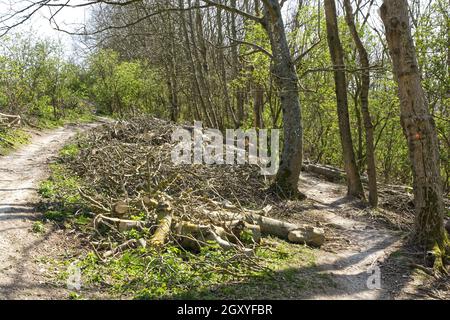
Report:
299,173,404,300
0,123,100,300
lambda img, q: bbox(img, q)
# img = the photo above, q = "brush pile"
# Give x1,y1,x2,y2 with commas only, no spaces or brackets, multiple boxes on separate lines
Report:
63,117,325,259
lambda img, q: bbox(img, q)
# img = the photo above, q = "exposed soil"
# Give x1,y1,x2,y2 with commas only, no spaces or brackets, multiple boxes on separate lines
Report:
298,173,404,299
0,123,100,300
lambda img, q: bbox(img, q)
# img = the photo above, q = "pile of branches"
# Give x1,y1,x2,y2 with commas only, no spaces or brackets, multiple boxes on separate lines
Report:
0,113,21,128
64,117,325,260
378,185,416,226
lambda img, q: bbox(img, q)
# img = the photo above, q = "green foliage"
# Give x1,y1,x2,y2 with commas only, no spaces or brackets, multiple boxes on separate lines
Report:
32,221,46,234
59,239,323,300
0,33,93,127
88,49,165,118
0,128,30,155
38,164,84,223
59,143,80,160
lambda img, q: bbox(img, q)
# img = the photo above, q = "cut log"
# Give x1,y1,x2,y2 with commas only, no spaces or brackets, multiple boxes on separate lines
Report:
205,210,326,247
94,214,145,232
245,213,298,239
113,200,129,217
175,222,222,251
207,229,235,251
175,222,253,254
149,200,173,247
219,220,261,244
103,239,137,258
288,226,325,247
304,163,346,182
0,113,21,127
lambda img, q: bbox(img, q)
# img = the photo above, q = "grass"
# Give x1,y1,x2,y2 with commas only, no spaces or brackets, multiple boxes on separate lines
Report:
48,239,332,300
32,221,46,234
59,143,81,159
28,104,97,129
37,111,96,129
0,128,30,155
0,106,98,156
38,161,88,225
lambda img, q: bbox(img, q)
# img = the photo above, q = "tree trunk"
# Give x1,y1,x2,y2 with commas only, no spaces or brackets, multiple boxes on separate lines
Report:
179,0,214,127
253,84,264,129
261,0,305,199
344,0,378,207
230,0,245,128
324,0,365,199
380,0,448,268
217,6,237,128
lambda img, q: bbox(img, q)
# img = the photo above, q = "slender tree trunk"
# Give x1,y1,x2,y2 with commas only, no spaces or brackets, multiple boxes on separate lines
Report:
217,5,237,128
261,0,305,198
344,0,378,207
180,0,214,127
352,84,364,170
324,0,365,199
193,2,220,128
381,0,448,268
253,84,264,129
230,0,245,128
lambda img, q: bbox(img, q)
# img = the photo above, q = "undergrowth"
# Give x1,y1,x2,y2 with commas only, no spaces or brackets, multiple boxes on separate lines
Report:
0,128,30,155
37,142,332,299
0,108,96,155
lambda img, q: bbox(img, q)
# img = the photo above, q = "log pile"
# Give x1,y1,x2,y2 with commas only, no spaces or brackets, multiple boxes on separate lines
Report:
60,117,326,259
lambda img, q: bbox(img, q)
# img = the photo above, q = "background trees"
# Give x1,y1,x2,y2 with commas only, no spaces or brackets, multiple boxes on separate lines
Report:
88,49,164,117
0,34,90,126
1,0,448,194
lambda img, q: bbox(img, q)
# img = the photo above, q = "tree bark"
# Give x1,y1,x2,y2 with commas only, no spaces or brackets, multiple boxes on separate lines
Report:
230,0,245,128
253,84,264,129
261,0,305,198
179,0,214,127
324,0,365,199
380,0,448,267
344,0,378,207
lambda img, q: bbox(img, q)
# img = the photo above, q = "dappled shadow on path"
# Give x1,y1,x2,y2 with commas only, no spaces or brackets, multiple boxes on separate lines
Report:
166,238,413,300
0,202,38,220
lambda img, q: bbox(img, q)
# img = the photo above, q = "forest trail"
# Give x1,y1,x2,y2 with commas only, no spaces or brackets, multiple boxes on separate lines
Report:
0,122,101,299
299,173,403,300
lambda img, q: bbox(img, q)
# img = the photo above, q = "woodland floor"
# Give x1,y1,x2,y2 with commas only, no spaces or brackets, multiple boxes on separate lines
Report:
0,123,448,300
